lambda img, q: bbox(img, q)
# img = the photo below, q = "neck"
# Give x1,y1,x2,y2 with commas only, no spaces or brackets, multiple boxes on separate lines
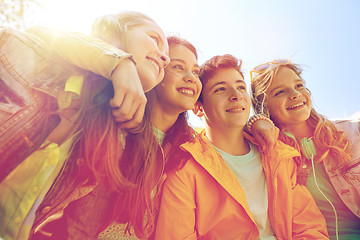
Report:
151,102,182,133
204,125,249,156
281,120,314,139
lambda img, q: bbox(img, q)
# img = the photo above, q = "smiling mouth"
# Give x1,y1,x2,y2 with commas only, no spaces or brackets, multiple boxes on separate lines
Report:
226,107,245,112
177,88,195,96
287,102,306,110
147,58,160,73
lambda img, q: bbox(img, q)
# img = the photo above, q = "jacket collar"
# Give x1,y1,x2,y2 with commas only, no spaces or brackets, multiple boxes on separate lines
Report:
181,131,254,220
180,130,299,221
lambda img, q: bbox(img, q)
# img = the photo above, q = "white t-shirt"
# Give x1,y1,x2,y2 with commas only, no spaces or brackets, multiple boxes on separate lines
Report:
212,142,277,240
153,127,166,145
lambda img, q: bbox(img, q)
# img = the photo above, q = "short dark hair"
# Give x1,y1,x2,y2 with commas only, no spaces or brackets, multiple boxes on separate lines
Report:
198,54,243,102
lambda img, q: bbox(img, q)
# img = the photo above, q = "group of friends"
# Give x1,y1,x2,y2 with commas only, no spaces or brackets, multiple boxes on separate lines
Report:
0,10,359,240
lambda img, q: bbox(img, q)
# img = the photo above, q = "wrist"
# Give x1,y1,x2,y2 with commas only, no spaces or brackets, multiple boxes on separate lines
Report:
246,114,274,133
111,56,137,80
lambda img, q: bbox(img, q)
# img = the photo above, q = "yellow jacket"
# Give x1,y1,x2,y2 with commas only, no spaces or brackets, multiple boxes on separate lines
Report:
155,132,329,240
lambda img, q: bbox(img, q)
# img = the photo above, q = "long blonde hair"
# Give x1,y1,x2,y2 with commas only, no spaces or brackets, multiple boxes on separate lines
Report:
251,60,351,169
92,11,155,46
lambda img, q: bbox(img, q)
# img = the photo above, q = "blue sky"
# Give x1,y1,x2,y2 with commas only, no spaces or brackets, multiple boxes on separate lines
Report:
37,0,360,126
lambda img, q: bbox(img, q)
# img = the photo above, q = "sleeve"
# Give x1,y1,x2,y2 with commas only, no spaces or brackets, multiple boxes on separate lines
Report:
154,166,198,240
31,185,116,240
288,160,329,239
25,26,134,80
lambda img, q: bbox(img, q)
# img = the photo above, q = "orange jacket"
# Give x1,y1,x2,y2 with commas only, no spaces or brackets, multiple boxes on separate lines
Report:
154,132,329,240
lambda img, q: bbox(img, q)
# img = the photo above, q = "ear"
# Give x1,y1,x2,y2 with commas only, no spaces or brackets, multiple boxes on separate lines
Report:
192,101,204,117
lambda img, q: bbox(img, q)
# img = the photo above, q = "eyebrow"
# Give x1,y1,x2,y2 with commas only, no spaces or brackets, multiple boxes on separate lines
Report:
150,31,168,54
209,79,245,91
171,59,200,68
269,79,303,94
269,86,284,95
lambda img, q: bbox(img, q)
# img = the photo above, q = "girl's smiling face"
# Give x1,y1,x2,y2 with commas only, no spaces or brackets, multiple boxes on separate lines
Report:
118,19,170,92
154,44,201,114
265,66,312,128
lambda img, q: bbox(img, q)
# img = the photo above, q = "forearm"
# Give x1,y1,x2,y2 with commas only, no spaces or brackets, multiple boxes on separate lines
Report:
26,26,133,80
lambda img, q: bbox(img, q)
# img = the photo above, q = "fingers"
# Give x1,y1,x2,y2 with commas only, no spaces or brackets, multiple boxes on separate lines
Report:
260,128,279,151
109,58,149,128
253,131,267,153
118,101,146,129
110,90,147,128
250,120,279,152
251,129,277,153
111,93,137,122
109,90,125,109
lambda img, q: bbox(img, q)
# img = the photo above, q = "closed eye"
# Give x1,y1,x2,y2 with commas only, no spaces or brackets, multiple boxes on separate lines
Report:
214,87,225,93
150,36,159,45
173,64,184,70
238,85,246,91
274,90,285,96
193,69,200,77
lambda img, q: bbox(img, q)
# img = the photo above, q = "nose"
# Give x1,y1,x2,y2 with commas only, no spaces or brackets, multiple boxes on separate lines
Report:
183,71,197,83
160,53,170,68
229,88,242,102
289,89,302,100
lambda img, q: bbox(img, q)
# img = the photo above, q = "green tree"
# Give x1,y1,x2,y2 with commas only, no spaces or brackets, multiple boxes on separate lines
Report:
0,0,44,29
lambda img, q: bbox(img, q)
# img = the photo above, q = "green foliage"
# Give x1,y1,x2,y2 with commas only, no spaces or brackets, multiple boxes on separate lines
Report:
0,0,43,29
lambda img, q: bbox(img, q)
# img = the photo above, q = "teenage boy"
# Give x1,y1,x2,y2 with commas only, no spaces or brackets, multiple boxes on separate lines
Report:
154,54,328,239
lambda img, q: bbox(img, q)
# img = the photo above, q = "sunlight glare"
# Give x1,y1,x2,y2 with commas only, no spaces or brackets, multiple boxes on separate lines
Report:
38,0,107,33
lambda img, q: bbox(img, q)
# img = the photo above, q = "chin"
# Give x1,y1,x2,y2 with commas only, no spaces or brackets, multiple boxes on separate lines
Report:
179,104,192,112
143,83,155,92
143,78,158,92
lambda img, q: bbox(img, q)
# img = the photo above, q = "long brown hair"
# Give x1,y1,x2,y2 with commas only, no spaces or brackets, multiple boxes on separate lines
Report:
251,60,351,169
42,12,164,238
76,73,161,237
88,12,163,238
158,36,199,174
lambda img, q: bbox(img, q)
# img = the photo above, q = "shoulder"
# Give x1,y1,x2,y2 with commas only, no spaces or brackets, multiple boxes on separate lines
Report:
269,140,300,160
167,156,205,181
332,119,360,135
332,119,360,147
262,141,300,175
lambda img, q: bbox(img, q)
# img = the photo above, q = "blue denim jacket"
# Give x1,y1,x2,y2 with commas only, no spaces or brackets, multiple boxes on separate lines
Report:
328,119,360,218
0,27,71,181
1,26,135,239
0,26,133,181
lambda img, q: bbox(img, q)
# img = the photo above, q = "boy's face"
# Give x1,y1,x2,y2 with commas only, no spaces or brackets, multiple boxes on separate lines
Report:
198,68,251,131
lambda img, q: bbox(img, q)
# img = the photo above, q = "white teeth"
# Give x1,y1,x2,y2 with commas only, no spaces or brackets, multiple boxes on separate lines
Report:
288,102,305,109
226,108,244,112
178,88,194,95
148,59,159,72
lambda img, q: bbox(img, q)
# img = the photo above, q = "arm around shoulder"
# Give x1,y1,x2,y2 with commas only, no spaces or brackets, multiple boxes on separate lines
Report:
26,26,133,80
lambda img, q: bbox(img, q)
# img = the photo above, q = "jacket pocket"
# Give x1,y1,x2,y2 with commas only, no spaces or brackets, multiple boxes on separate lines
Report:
341,158,360,181
0,78,25,114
